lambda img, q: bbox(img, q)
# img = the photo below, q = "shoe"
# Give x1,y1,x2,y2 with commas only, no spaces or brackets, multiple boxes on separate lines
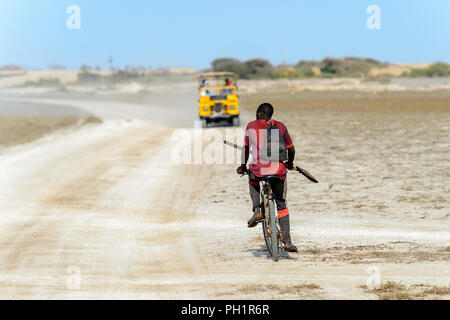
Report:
247,208,263,228
284,243,298,252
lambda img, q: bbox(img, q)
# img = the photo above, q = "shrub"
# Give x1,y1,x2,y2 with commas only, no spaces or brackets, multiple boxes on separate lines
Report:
408,62,450,77
211,58,249,78
320,57,386,76
296,60,320,69
77,71,102,82
210,56,387,79
24,78,61,86
295,65,315,77
245,58,275,78
111,69,141,82
320,58,340,74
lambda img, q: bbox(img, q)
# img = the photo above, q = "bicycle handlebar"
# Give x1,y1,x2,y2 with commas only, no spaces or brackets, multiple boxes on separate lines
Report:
238,166,318,183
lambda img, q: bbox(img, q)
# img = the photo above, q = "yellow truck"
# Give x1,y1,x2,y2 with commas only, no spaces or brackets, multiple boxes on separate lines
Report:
198,72,240,128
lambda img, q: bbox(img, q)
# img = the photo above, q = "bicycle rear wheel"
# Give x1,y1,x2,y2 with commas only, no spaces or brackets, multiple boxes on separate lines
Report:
268,199,279,261
262,203,272,257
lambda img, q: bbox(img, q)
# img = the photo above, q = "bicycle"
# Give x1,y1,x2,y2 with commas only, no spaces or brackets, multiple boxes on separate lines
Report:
241,171,284,262
259,174,284,262
224,140,319,262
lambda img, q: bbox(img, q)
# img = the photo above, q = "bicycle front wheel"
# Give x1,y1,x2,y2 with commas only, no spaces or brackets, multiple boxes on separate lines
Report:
268,199,279,262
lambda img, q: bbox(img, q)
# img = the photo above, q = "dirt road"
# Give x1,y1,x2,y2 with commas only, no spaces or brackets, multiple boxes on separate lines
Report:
0,90,448,299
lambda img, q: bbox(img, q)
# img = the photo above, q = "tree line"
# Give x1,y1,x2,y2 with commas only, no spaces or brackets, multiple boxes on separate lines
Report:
210,57,450,79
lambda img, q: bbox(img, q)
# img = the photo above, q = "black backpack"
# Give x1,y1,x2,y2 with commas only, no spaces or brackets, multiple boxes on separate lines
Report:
259,121,288,162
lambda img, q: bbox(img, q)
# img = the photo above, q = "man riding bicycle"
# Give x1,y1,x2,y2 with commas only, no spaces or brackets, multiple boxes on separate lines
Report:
236,103,298,252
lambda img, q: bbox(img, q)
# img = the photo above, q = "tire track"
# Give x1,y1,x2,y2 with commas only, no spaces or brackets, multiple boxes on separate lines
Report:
0,122,212,298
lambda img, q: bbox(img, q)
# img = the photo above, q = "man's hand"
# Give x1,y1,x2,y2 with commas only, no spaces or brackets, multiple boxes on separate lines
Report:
236,164,247,175
285,161,294,170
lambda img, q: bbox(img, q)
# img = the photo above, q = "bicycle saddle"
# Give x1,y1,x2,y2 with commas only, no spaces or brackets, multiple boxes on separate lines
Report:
262,175,281,182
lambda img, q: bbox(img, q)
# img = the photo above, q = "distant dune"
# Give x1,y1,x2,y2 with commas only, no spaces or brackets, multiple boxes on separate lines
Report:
369,63,431,77
0,68,195,88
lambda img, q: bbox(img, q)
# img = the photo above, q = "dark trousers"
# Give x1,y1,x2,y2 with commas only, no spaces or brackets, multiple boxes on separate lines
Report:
249,176,292,244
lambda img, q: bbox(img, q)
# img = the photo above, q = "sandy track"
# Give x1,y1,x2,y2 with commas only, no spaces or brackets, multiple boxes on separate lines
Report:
0,92,448,299
0,117,210,298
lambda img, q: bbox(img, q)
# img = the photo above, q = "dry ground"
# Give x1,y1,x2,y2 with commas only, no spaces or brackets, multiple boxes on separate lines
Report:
0,85,448,299
0,116,101,150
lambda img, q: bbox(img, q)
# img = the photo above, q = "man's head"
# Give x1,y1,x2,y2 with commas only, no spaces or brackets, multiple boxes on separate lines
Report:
256,103,274,121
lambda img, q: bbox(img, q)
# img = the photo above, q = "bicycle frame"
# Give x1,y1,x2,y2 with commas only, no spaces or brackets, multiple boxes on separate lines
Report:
238,170,284,261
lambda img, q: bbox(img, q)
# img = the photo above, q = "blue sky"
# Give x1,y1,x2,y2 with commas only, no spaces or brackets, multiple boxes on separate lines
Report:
1,0,449,70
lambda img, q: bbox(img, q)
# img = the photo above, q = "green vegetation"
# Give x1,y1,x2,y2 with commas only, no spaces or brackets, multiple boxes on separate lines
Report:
77,69,193,84
74,61,195,85
211,57,450,79
210,56,388,79
211,58,249,78
320,57,386,76
245,58,275,78
407,62,450,77
24,78,61,87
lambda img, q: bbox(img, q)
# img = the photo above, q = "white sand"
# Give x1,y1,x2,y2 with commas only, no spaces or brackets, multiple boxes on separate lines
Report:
0,84,448,299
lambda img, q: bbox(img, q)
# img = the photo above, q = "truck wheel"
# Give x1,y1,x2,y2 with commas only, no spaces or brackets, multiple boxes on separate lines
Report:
232,117,240,127
201,119,208,128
